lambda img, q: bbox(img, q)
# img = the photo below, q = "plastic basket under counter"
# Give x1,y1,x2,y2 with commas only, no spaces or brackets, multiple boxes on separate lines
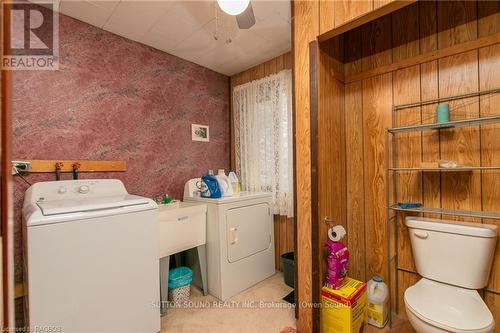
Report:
168,267,193,306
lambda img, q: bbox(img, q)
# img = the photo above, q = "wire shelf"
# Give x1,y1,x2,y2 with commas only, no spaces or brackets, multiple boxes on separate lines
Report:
387,115,500,134
389,204,500,220
389,166,500,171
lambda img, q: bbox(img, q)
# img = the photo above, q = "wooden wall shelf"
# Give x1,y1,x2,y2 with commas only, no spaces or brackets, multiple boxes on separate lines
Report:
317,0,417,42
19,160,126,173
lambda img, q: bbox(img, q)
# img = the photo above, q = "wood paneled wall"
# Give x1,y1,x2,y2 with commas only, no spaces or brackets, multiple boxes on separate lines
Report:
229,53,294,272
320,0,382,34
337,0,500,321
295,0,500,331
292,1,319,332
308,38,348,331
294,2,411,330
273,215,294,271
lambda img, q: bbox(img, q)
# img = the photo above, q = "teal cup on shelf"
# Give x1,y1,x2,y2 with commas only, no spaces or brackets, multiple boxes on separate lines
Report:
436,103,450,123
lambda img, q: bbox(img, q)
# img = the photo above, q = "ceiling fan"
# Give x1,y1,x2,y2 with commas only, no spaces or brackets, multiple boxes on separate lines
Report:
217,0,256,29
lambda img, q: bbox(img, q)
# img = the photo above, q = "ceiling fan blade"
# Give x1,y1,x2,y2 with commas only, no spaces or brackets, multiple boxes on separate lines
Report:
236,2,255,29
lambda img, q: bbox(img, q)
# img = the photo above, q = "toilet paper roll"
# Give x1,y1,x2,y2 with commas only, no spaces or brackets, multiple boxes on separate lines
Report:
328,225,346,242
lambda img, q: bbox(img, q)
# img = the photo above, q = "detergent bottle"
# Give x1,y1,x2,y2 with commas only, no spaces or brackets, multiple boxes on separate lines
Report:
367,276,389,328
216,169,233,197
201,170,221,199
324,225,349,289
228,171,241,193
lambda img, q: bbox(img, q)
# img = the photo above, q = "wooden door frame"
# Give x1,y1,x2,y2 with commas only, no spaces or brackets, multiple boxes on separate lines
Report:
290,0,298,321
1,0,14,327
308,40,320,333
291,2,318,331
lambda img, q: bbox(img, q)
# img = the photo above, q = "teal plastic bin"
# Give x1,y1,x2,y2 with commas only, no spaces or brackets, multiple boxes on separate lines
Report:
168,267,193,306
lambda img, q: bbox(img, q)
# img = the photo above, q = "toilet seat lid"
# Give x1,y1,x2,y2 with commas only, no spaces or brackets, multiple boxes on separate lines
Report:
404,279,494,332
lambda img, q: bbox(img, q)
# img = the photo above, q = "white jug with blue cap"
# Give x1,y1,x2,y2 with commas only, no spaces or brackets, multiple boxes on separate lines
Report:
367,276,388,328
216,169,233,197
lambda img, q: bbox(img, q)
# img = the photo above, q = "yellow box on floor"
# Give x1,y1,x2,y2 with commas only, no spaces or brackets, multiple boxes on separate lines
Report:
321,278,367,333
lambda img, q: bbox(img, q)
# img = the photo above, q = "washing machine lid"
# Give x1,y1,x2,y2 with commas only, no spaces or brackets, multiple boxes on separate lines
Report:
404,278,494,332
36,195,151,216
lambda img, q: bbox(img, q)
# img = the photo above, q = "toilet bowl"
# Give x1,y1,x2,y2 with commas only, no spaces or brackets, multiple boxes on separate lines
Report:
404,279,494,333
404,217,498,333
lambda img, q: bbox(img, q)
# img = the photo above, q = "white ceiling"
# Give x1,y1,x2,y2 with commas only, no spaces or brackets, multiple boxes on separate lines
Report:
50,0,291,76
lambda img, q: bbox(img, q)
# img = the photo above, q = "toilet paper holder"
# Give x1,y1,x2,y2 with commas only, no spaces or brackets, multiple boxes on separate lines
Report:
324,216,334,228
324,216,346,242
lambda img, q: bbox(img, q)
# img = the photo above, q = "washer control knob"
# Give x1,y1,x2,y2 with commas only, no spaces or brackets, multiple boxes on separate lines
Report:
58,186,67,194
78,185,90,194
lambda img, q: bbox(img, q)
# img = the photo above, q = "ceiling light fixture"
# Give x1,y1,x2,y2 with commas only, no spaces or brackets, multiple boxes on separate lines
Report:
216,0,250,16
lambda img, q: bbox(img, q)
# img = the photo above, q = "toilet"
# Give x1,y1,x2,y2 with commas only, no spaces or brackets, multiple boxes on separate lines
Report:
404,217,497,333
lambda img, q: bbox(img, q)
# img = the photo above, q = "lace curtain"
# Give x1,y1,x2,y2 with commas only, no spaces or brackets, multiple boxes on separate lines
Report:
233,69,294,217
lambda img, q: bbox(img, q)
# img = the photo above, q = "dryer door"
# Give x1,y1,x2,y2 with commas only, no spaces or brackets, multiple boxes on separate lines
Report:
226,203,272,263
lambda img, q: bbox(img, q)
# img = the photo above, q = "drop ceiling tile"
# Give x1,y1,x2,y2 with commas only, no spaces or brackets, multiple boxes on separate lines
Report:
162,1,215,29
88,0,120,13
249,16,290,43
59,1,112,28
174,41,220,67
55,0,292,76
172,23,236,73
221,12,290,48
173,20,219,59
259,38,291,58
251,0,290,22
147,1,214,46
200,29,268,65
142,30,182,54
103,1,173,41
199,42,246,68
220,20,271,49
210,58,247,76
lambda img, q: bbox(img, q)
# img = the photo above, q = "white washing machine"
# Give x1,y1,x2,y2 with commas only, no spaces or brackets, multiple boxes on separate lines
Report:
183,179,275,301
23,179,160,333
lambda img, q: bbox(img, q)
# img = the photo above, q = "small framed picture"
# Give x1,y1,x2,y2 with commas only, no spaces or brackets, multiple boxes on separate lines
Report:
192,124,209,142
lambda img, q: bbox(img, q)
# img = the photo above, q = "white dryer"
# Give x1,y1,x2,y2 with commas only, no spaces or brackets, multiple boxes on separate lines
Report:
23,179,160,333
184,179,275,301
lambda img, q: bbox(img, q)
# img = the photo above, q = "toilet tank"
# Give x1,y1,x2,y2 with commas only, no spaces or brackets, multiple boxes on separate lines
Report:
405,217,497,289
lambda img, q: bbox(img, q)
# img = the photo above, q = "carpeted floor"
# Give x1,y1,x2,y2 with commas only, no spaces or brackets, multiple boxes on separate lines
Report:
161,273,296,333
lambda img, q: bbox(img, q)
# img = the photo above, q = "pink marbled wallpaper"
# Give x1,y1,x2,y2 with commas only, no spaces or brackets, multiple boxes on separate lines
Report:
12,13,230,281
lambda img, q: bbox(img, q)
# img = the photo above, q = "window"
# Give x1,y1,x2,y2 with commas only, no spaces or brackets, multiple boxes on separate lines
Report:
233,69,293,217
